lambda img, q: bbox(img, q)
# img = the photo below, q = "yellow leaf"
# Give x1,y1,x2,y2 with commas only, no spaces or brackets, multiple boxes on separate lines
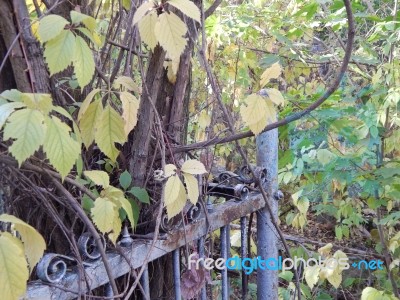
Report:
183,173,199,204
3,108,46,166
260,62,281,87
167,0,200,22
304,266,320,289
120,91,140,136
114,76,141,93
198,111,211,128
165,175,187,219
133,1,155,25
84,170,110,188
73,36,95,88
318,243,333,257
38,15,69,42
154,12,188,60
118,197,135,227
326,269,342,288
107,212,122,244
361,287,383,300
21,93,53,115
0,214,46,272
240,94,274,136
265,88,285,106
0,232,29,300
181,159,207,175
296,198,309,215
91,197,117,233
79,98,103,147
101,186,125,204
94,104,126,161
165,164,177,177
44,30,75,75
43,116,81,180
78,88,101,122
138,11,158,50
0,102,26,130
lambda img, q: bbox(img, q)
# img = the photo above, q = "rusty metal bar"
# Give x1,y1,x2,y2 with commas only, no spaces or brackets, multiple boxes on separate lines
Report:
26,194,265,300
240,216,248,299
173,248,181,300
220,225,229,300
256,125,279,300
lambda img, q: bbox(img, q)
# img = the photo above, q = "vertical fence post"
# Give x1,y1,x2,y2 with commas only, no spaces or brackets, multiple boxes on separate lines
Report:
173,248,182,300
198,237,207,300
140,264,150,299
256,126,279,299
240,216,248,299
220,225,229,300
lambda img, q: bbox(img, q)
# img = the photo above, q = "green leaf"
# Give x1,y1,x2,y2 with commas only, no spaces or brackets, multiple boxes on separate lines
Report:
119,170,132,190
154,12,188,60
38,15,69,42
73,36,95,88
3,109,46,166
0,232,29,300
128,187,150,204
84,170,110,188
94,104,126,161
168,0,201,22
138,11,158,50
122,0,131,10
44,30,75,75
43,116,81,180
0,102,26,130
79,98,103,147
0,214,46,271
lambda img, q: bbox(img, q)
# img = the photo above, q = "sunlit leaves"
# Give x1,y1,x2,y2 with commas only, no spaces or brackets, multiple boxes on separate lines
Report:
120,92,140,136
114,76,141,93
264,88,285,106
0,215,47,299
74,36,95,88
43,116,81,180
168,0,201,22
0,214,46,272
87,172,136,243
91,197,117,235
38,12,97,88
0,233,29,300
138,11,159,50
37,15,69,42
133,1,155,25
260,62,281,87
154,13,188,60
3,109,46,166
163,160,207,218
77,88,101,122
79,99,103,147
84,170,110,188
0,102,26,130
304,266,320,289
182,173,199,204
44,30,75,74
94,105,126,161
135,0,200,58
361,287,398,300
240,94,276,135
165,174,187,218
